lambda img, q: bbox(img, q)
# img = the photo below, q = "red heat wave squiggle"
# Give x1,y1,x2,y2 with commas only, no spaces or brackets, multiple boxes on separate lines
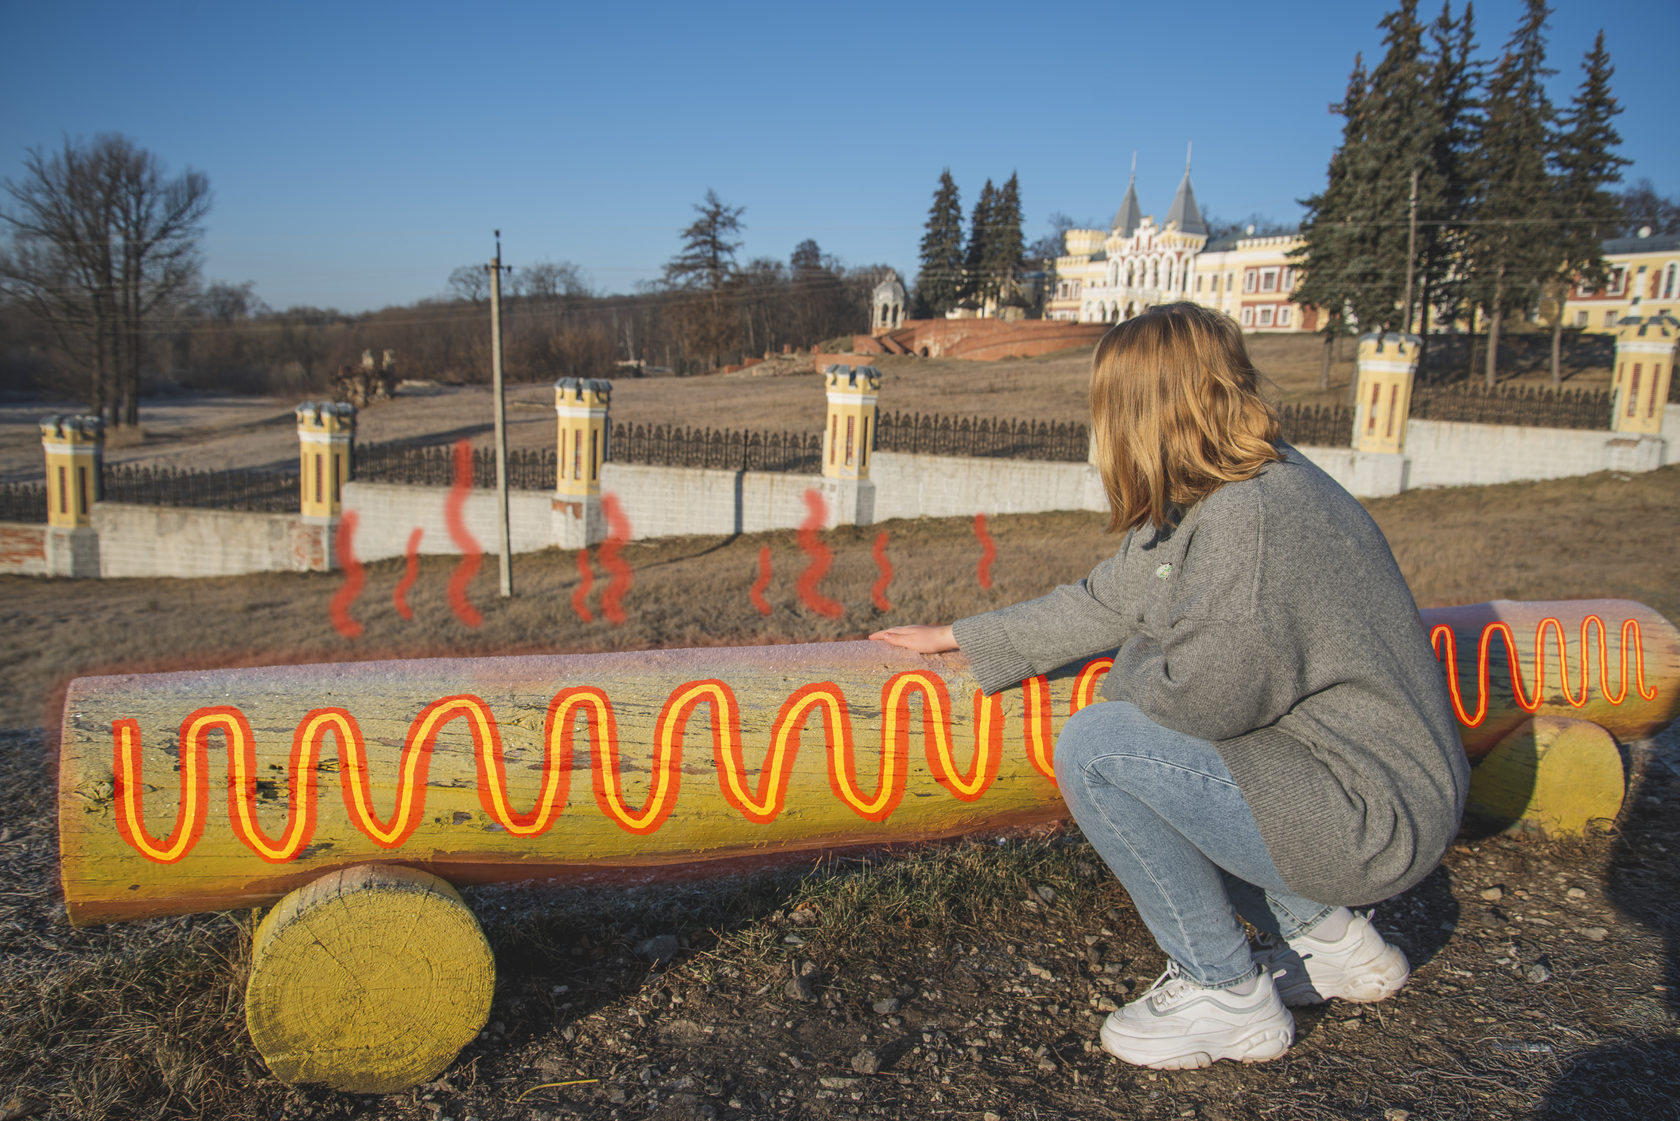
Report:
796,489,843,619
871,531,893,611
599,493,632,626
751,546,773,616
393,528,423,620
446,440,483,627
330,512,365,639
973,513,995,590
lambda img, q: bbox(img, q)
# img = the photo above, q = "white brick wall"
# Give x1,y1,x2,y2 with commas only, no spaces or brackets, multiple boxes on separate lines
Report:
343,482,555,561
91,504,328,578
599,464,821,539
1401,420,1665,488
869,453,1105,520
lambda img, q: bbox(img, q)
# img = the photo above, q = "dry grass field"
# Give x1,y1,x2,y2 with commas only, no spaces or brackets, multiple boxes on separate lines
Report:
0,330,1617,482
0,345,1673,1121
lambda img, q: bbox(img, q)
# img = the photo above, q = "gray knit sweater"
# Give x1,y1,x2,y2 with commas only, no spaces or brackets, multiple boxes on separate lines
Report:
953,444,1468,906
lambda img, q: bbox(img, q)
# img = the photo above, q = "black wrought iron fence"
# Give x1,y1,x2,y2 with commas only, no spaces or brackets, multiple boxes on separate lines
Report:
353,442,559,490
0,482,48,523
1409,384,1612,430
609,424,824,473
873,412,1090,462
1276,403,1354,447
100,464,301,513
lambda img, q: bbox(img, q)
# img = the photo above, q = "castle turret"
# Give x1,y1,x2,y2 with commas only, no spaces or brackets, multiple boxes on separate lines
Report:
1353,333,1420,455
295,402,356,522
552,377,612,549
40,414,103,528
1164,146,1207,238
554,378,612,498
822,365,881,481
1611,310,1677,437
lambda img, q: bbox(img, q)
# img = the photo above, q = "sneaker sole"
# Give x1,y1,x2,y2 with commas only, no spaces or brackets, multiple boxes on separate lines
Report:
1275,945,1410,1007
1099,1023,1294,1070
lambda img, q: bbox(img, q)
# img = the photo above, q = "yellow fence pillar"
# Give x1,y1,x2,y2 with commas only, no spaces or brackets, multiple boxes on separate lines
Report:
821,364,881,481
1611,310,1677,436
1352,333,1420,455
39,414,104,577
40,414,103,528
553,377,611,550
818,364,881,528
296,402,356,522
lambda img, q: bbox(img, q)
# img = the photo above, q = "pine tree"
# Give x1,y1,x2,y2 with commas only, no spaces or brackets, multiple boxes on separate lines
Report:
1547,31,1627,383
986,173,1027,306
1464,0,1556,387
1423,1,1483,344
962,179,996,307
1293,54,1373,390
663,189,745,368
1359,0,1445,334
915,170,965,318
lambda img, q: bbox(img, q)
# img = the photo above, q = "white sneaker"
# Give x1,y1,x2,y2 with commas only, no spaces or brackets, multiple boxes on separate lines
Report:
1098,962,1294,1070
1252,911,1410,1007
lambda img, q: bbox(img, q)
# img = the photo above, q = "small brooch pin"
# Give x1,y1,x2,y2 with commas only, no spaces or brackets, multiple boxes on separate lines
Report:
1155,563,1173,579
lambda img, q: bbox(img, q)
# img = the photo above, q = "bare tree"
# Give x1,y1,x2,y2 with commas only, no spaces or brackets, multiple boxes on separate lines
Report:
518,260,593,301
0,134,210,426
447,264,489,304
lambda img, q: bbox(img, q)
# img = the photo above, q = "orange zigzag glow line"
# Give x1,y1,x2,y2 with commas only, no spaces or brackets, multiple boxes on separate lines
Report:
109,659,1113,863
1430,615,1657,728
1022,675,1055,783
1072,658,1113,713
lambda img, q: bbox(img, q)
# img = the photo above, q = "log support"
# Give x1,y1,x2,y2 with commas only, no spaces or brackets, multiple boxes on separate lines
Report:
245,864,494,1093
1466,715,1626,837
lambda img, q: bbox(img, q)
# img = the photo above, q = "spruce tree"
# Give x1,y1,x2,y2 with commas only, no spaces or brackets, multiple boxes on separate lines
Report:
1423,1,1483,344
1548,31,1627,383
986,173,1027,307
1292,54,1373,390
915,170,965,318
1465,0,1556,387
1360,0,1445,334
962,179,996,307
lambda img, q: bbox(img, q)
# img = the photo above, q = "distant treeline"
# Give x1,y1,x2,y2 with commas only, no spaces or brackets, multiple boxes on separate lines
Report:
0,250,893,399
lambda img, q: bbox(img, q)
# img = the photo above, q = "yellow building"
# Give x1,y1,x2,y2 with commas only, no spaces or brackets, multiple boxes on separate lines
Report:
1564,232,1680,331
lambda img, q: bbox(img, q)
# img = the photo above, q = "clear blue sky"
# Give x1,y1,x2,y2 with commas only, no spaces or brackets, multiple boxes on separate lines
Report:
4,0,1675,313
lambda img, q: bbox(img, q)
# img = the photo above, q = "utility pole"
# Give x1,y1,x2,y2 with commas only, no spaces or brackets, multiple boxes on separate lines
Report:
1402,169,1418,335
488,232,513,598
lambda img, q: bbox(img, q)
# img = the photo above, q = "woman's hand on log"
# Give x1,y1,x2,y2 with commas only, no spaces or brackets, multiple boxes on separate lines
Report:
869,624,959,654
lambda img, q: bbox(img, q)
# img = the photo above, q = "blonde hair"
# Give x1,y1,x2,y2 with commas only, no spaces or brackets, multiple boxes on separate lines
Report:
1089,302,1281,533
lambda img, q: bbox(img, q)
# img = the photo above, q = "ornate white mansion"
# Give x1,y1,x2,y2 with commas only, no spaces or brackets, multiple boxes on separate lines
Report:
1044,158,1318,333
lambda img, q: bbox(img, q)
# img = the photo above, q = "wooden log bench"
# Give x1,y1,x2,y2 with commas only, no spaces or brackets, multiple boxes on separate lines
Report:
55,599,1679,1092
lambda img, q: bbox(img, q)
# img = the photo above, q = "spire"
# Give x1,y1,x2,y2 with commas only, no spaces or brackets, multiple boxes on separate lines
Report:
1111,150,1142,237
1165,143,1206,237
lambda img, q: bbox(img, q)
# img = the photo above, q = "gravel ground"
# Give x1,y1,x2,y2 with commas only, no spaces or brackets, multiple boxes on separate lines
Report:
1,721,1675,1121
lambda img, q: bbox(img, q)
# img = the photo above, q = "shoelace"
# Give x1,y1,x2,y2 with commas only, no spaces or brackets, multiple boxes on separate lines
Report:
1140,961,1196,1010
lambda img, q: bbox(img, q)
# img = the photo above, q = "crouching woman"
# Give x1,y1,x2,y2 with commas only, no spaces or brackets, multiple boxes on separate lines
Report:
872,303,1467,1070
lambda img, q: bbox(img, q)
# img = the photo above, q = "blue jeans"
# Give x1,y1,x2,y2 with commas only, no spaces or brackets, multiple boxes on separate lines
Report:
1055,701,1334,988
